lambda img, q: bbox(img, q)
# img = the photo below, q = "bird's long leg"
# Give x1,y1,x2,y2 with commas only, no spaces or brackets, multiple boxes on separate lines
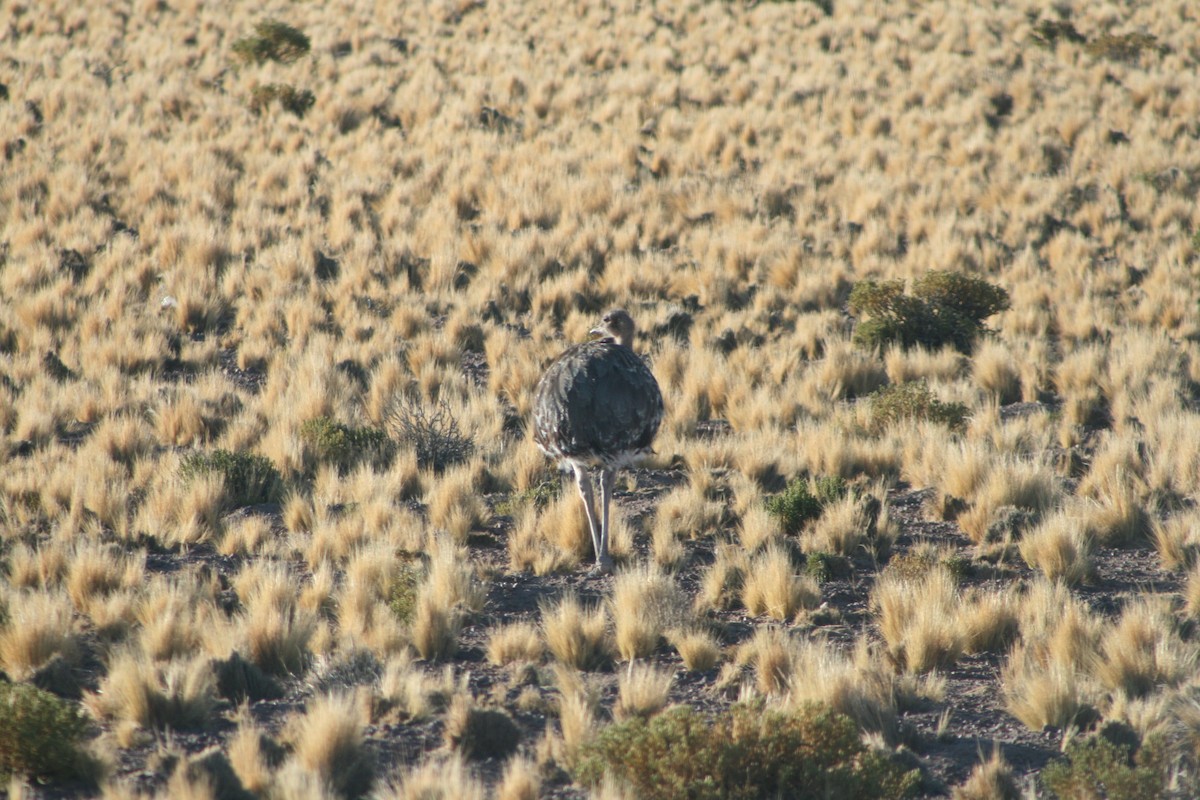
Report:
574,464,602,567
595,467,615,574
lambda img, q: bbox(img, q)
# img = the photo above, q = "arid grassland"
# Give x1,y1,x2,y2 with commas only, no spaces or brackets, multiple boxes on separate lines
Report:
2,0,1200,797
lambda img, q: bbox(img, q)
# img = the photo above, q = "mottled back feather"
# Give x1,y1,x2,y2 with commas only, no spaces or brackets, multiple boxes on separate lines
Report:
533,339,663,467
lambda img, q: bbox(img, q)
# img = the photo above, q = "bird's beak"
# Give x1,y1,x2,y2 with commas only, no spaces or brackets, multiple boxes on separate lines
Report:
588,326,606,340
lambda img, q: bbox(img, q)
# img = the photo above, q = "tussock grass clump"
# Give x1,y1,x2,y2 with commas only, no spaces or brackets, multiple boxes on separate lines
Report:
508,501,586,575
288,693,375,799
240,588,317,678
849,272,1009,354
86,651,217,740
410,538,486,661
803,490,885,558
866,382,969,433
386,396,474,473
783,639,901,741
1002,655,1089,732
668,629,721,672
300,416,392,473
377,755,485,800
741,544,821,622
232,20,311,65
872,566,964,673
374,656,457,724
614,663,674,721
1002,584,1102,731
738,627,796,696
766,475,848,535
957,459,1061,544
497,757,541,800
179,449,283,508
1094,599,1196,700
425,463,489,544
0,590,80,679
697,543,747,611
541,593,612,671
951,749,1019,800
0,681,95,783
611,565,688,661
1018,510,1095,585
486,622,545,667
1151,509,1200,571
444,696,521,761
575,703,919,799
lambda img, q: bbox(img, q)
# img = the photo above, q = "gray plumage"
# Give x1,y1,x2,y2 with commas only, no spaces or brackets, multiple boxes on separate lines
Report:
533,309,663,573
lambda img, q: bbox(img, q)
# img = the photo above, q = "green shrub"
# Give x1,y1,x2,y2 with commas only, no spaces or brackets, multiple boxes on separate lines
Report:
386,397,474,473
1043,731,1171,800
849,271,1009,354
804,551,850,583
575,703,919,800
1030,18,1085,49
232,20,311,65
300,416,393,473
494,479,562,516
1084,32,1166,62
248,83,316,117
766,475,849,535
387,561,426,624
179,449,283,508
867,382,969,432
0,681,93,782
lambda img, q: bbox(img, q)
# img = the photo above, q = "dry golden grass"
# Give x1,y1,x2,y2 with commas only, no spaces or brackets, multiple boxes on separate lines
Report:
286,692,374,799
1018,508,1095,585
741,543,821,622
872,566,965,673
376,755,485,800
496,756,540,800
4,0,1200,792
611,564,688,661
85,650,217,745
541,593,612,672
614,663,674,721
0,588,80,678
1094,598,1197,700
782,638,900,741
1002,653,1089,733
668,628,722,672
951,748,1020,800
487,621,545,667
228,714,273,796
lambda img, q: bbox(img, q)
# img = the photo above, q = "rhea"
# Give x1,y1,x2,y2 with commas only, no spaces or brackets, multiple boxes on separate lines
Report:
532,309,664,574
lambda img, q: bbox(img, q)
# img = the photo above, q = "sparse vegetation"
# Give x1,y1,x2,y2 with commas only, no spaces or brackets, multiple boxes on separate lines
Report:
386,397,474,473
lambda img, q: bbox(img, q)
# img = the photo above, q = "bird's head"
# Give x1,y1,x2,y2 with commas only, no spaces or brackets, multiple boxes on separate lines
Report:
590,308,636,347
